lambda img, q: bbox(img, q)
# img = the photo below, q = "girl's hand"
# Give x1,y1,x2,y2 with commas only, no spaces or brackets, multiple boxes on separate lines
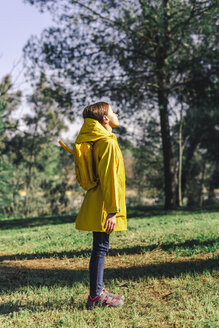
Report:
104,213,116,234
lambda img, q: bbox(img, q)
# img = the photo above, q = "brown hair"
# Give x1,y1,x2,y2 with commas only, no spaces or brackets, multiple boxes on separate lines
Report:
83,102,110,123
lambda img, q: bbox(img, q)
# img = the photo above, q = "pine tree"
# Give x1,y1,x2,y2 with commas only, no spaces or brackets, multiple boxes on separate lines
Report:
24,0,218,209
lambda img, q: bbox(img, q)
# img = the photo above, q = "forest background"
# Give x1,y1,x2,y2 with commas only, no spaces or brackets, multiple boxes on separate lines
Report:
0,0,218,218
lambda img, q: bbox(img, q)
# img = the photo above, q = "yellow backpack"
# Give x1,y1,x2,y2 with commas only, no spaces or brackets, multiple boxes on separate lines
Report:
59,141,98,191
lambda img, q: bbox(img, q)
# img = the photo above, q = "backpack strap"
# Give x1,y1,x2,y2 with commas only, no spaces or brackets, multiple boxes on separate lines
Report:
59,141,74,154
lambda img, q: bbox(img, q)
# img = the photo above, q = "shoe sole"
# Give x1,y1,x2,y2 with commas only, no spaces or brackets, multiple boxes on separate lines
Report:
86,299,124,309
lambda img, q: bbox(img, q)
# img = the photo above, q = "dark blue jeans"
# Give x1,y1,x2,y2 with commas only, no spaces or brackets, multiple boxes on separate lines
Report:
89,232,109,298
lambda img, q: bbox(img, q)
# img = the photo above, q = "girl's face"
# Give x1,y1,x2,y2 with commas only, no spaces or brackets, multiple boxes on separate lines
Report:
105,106,119,128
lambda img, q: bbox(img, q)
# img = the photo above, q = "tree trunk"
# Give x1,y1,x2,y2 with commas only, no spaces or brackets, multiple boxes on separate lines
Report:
155,0,176,210
178,119,183,207
158,89,176,210
198,162,205,207
181,140,200,195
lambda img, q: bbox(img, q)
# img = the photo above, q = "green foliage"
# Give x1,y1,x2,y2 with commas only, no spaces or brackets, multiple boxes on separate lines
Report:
0,97,3,132
133,118,164,200
23,0,219,209
179,60,219,204
24,72,70,137
0,156,14,216
23,0,218,107
0,75,21,138
0,76,22,216
0,73,77,218
1,1,218,216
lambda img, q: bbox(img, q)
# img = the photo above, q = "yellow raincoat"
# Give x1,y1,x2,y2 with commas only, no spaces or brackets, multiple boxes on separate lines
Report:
61,118,127,232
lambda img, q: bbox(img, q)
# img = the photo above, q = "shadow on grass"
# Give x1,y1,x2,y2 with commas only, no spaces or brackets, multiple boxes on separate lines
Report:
0,214,77,230
1,204,219,230
0,297,85,316
127,204,219,218
0,238,218,262
0,205,163,231
0,302,22,315
0,257,217,313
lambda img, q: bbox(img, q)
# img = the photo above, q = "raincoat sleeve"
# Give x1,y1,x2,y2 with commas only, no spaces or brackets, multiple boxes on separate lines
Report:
97,140,120,214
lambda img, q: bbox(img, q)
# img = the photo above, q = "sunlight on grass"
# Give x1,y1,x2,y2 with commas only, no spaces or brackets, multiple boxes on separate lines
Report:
0,208,218,327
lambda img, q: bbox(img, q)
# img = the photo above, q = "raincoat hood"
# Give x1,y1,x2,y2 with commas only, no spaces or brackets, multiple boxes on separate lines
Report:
58,118,115,154
59,118,117,191
75,118,116,143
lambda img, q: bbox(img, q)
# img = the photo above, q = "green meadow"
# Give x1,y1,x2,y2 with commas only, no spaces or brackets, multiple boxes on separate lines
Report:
0,207,218,328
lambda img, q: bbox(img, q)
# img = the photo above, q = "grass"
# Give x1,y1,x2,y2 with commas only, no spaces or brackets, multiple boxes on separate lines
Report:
0,207,218,327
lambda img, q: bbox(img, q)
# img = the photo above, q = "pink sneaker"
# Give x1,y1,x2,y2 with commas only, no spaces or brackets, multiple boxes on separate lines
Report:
86,290,124,309
102,288,125,301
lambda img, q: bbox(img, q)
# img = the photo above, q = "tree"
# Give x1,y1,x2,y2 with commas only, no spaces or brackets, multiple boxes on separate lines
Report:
181,103,219,206
0,72,76,217
0,75,22,216
179,32,219,205
0,75,21,138
133,116,164,204
23,0,218,209
19,73,72,216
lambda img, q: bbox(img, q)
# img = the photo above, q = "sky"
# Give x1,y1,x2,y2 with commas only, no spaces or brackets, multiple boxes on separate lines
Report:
0,0,52,87
0,0,80,139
